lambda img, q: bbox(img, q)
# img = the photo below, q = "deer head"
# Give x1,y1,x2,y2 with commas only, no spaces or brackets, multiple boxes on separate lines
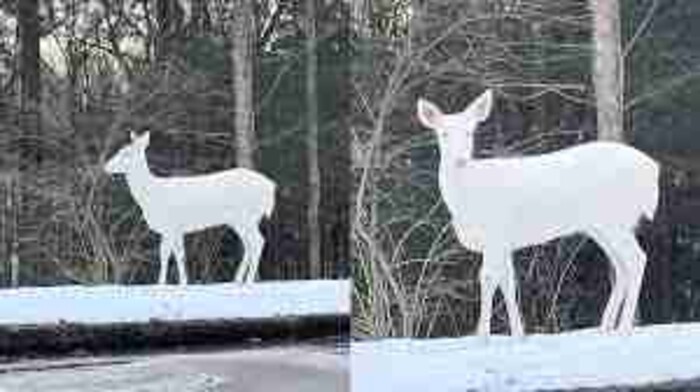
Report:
417,89,493,159
104,131,150,174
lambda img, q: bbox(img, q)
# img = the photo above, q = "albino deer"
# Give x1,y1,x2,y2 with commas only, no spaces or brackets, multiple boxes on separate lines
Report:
417,90,659,336
104,131,276,285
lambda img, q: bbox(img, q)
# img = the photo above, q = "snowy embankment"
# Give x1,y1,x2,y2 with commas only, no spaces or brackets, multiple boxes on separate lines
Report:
352,324,700,391
0,280,350,325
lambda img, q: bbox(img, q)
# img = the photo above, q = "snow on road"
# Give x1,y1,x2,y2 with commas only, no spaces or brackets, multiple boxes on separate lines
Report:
0,280,350,325
352,323,700,391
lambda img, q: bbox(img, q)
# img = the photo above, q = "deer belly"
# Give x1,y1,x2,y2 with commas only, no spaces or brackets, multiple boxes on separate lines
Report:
505,205,588,247
145,207,235,235
447,197,584,249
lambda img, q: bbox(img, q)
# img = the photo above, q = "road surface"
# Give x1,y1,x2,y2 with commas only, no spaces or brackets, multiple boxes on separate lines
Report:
0,344,348,392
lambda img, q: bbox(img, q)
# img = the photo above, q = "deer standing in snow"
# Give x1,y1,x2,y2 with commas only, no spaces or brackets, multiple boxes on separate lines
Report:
104,131,276,285
417,90,659,336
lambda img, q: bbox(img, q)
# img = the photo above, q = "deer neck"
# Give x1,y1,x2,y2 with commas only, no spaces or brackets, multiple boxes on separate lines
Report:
124,149,156,209
437,133,476,203
438,133,475,172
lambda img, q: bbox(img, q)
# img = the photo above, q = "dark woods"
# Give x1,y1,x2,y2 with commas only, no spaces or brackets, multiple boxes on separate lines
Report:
3,0,700,340
0,0,352,286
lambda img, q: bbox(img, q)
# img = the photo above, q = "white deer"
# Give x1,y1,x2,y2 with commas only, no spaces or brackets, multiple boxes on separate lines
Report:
104,131,276,285
417,90,659,336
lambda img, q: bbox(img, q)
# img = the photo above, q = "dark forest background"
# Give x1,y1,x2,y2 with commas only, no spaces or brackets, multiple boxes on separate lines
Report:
3,0,700,339
0,0,352,286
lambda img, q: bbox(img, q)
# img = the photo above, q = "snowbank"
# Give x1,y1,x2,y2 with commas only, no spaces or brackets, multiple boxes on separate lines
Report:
351,324,700,391
0,280,350,325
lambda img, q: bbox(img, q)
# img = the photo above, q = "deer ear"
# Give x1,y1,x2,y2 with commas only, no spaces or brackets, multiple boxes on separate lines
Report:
468,89,493,123
142,131,150,145
130,131,137,141
417,98,444,129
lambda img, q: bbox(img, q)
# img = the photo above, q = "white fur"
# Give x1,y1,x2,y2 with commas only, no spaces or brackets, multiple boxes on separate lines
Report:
105,132,276,285
417,90,659,336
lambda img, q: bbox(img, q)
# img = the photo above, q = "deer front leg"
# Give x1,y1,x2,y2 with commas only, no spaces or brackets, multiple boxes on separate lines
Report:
158,236,173,285
476,250,500,336
172,235,188,286
500,251,524,337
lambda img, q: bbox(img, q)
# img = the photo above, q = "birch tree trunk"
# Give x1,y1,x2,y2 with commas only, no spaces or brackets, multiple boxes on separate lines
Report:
231,0,256,169
306,0,321,278
590,0,624,142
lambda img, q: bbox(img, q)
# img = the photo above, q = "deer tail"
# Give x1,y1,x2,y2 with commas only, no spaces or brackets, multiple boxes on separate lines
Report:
643,160,660,221
262,181,277,219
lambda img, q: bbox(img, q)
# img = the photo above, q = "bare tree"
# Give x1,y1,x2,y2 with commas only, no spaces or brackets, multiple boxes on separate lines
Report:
231,0,256,168
306,0,321,278
590,0,624,142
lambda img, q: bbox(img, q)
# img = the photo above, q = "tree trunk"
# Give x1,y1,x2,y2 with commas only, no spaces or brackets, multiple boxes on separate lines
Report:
155,0,184,62
590,0,624,142
348,0,367,284
17,0,41,117
13,0,42,287
409,0,424,51
351,0,370,38
231,0,256,169
190,0,209,33
306,0,321,278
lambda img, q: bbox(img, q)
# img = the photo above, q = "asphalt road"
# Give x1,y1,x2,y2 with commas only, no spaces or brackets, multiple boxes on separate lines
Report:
0,344,348,392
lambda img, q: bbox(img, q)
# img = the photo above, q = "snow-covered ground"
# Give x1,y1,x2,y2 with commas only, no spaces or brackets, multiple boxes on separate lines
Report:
0,280,349,325
351,324,700,391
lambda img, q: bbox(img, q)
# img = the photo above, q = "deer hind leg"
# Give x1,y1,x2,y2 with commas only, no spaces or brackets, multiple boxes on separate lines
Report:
613,231,647,331
158,236,174,285
590,227,635,331
240,224,265,284
172,235,188,285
